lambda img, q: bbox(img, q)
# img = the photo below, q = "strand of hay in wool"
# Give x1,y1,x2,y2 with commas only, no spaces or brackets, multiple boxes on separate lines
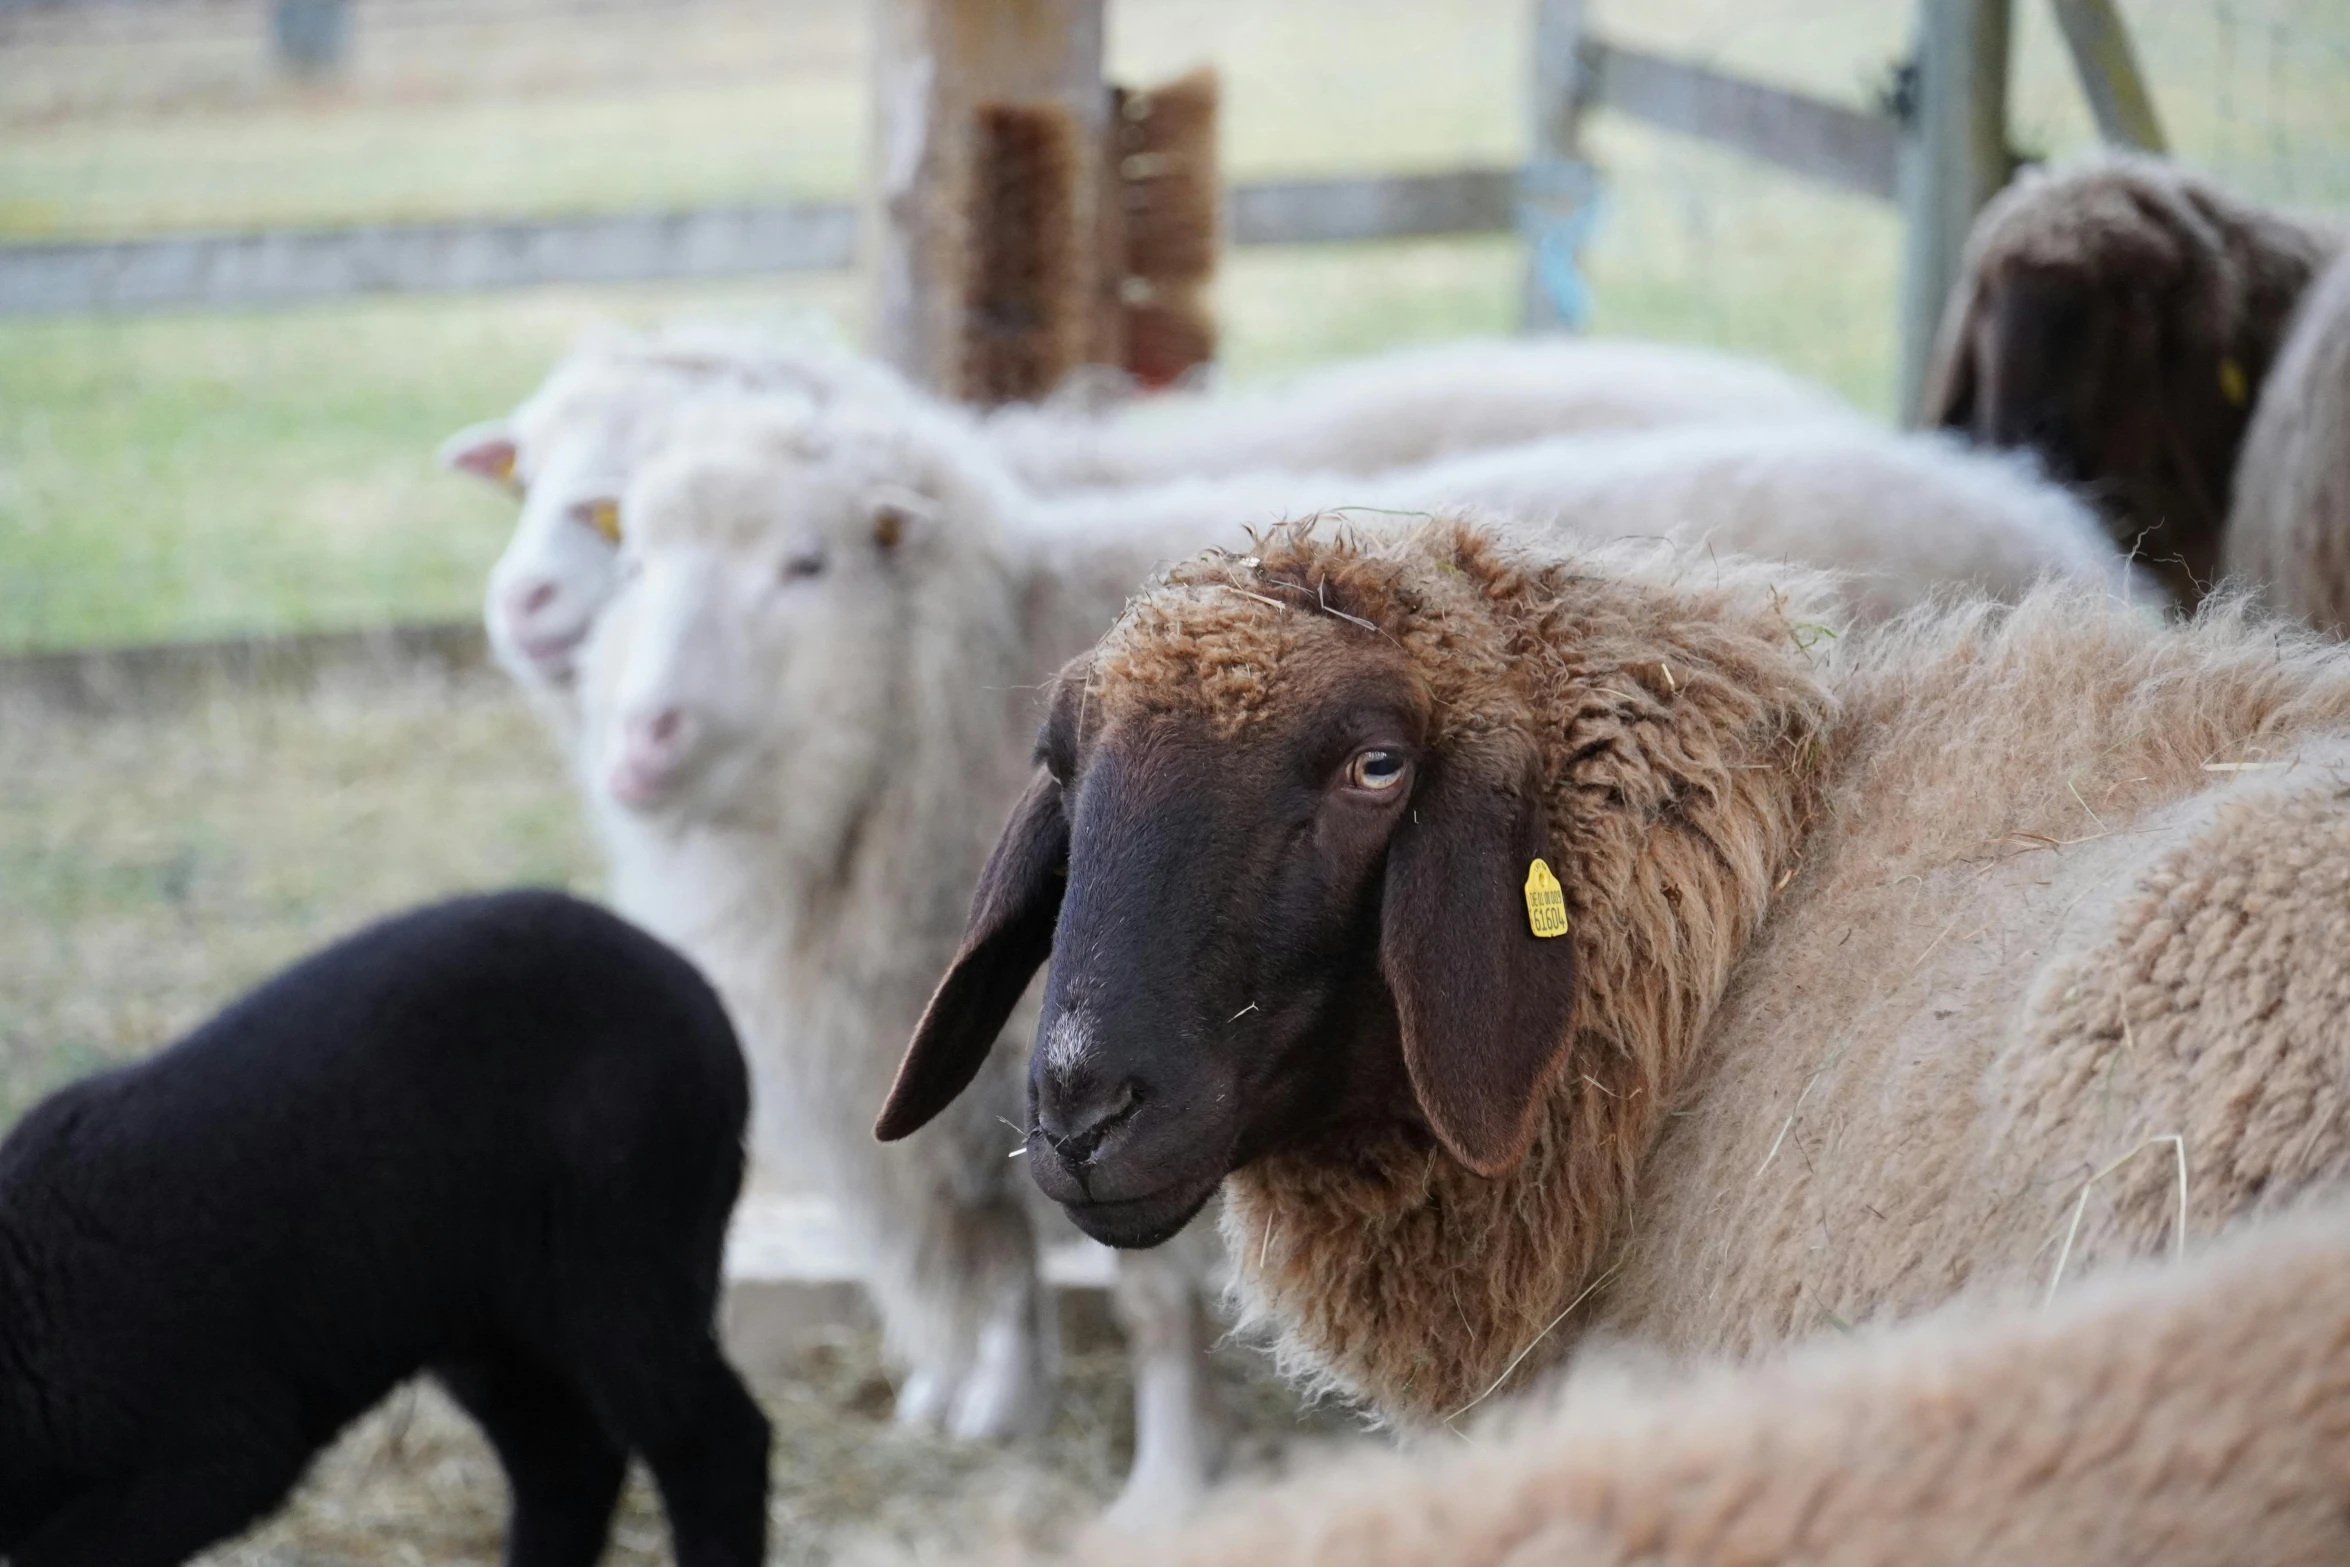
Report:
2044,1130,2190,1308
2067,772,2110,833
1443,1259,1627,1426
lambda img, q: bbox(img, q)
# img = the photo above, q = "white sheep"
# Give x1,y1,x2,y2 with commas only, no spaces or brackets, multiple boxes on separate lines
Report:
574,394,1270,1527
443,330,1860,741
438,325,920,741
1369,422,2155,623
982,336,1859,490
883,517,2350,1427
2222,247,2350,635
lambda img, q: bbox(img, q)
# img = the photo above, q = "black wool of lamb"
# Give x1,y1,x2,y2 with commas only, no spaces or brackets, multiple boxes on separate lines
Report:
0,888,769,1567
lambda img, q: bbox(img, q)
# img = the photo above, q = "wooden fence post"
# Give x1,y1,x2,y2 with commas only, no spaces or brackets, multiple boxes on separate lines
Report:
1896,0,2013,424
866,0,1108,398
1521,0,1592,331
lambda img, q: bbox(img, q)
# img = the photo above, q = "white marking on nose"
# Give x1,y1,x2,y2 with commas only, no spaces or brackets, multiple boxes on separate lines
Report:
1038,1010,1094,1079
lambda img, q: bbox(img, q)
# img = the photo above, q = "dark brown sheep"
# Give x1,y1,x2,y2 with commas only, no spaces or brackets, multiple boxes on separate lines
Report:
1922,155,2338,607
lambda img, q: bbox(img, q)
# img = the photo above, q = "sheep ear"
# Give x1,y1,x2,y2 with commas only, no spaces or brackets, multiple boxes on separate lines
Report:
1379,751,1578,1178
1919,272,1982,430
876,768,1068,1140
869,484,938,553
439,420,521,489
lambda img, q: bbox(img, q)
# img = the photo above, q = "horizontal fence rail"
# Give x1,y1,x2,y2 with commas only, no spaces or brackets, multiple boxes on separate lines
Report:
0,619,487,716
0,203,862,315
0,34,1905,317
1579,39,1902,202
1227,167,1518,245
0,169,1521,316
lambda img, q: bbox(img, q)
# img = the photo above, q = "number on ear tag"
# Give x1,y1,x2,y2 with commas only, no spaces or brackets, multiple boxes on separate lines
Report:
1524,858,1570,938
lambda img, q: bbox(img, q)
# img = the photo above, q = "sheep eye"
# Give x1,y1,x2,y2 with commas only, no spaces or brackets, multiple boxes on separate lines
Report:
1346,749,1407,792
779,551,827,583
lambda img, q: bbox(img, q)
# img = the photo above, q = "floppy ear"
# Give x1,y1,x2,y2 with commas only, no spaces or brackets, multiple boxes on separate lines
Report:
868,483,939,554
1919,270,1983,431
876,768,1068,1140
1379,747,1578,1178
439,420,521,488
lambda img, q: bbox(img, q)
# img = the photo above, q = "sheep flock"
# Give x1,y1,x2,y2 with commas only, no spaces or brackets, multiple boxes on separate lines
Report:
10,148,2350,1566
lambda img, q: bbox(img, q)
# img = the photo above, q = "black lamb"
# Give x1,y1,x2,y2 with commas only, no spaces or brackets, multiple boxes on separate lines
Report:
0,888,769,1567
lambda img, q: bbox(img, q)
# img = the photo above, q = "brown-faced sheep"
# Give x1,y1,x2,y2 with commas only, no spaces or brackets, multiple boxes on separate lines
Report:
882,519,2350,1423
2222,247,2350,634
1059,1193,2350,1567
1922,155,2340,607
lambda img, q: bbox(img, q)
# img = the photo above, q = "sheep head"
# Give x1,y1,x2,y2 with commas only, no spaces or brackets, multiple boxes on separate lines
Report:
581,395,1017,852
1924,157,2329,607
880,519,1838,1400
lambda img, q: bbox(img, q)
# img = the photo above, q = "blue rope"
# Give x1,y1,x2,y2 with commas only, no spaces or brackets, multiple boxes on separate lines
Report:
1517,158,1605,327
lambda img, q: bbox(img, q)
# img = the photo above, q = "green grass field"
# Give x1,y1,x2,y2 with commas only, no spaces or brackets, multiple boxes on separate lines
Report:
4,0,2343,652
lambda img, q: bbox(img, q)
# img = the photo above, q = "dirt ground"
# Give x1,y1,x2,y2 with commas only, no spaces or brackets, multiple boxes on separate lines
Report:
0,664,1357,1563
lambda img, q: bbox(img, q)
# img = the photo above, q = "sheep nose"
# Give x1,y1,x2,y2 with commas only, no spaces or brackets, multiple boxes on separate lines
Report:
503,578,560,626
626,706,693,763
609,705,701,808
1038,1078,1141,1164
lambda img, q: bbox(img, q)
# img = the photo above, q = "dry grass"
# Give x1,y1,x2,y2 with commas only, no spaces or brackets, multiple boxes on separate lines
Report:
0,664,596,1122
190,1325,1354,1566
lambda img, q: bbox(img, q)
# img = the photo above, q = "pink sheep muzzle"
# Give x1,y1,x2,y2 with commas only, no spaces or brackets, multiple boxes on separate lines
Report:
608,705,701,811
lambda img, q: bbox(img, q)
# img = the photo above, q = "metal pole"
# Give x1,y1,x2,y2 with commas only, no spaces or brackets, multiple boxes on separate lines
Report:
1521,0,1592,332
2050,0,2168,154
1896,0,2013,424
272,0,349,78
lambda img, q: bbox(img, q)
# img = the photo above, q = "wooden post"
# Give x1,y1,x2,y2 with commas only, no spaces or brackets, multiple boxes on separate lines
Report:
1521,0,1592,332
2050,0,2167,154
1896,0,2013,424
866,0,1108,398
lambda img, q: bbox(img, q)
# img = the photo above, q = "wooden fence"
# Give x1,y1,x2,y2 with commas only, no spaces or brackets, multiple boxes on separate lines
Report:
0,0,2171,418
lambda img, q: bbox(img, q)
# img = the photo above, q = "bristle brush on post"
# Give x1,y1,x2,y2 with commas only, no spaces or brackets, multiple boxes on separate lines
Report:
1109,67,1221,388
960,101,1084,406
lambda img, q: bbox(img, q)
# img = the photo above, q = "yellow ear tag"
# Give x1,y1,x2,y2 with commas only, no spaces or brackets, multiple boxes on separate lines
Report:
583,498,622,544
1524,858,1570,939
2219,357,2249,408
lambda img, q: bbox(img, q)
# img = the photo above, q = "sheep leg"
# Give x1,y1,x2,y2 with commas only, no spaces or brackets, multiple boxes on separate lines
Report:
435,1357,628,1567
866,1188,1053,1438
8,1445,308,1567
1102,1245,1222,1531
948,1262,1057,1440
580,1339,772,1567
891,1363,959,1430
